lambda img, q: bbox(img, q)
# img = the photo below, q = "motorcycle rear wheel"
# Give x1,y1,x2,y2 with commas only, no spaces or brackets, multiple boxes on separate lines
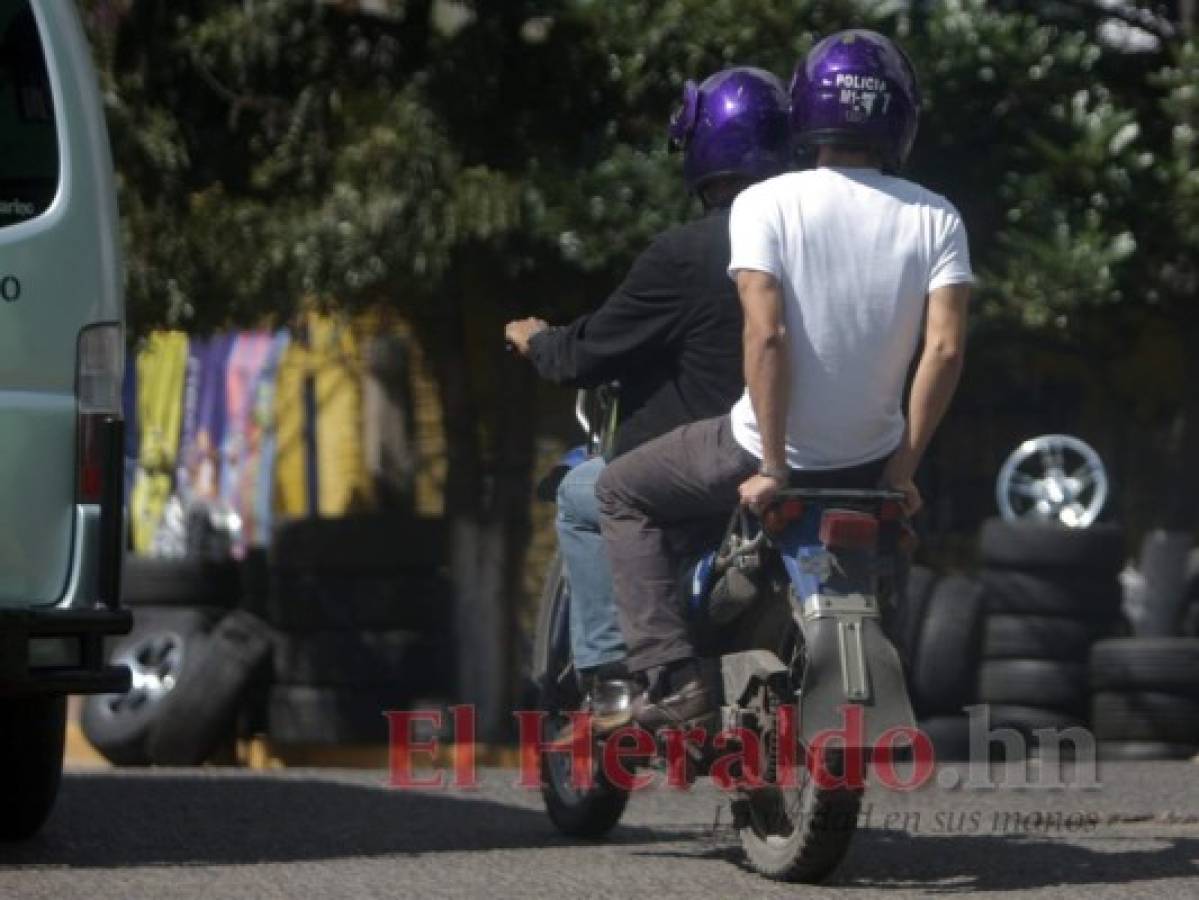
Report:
738,773,862,883
737,662,861,884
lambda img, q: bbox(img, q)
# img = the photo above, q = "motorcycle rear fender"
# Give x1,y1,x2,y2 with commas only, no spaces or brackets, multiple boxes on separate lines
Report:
793,609,915,749
782,548,915,749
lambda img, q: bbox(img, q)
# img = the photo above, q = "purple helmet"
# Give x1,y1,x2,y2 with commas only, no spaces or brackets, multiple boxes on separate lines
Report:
668,67,790,194
791,30,920,171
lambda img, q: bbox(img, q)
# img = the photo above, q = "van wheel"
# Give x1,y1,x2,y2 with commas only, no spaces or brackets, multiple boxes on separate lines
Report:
0,696,67,841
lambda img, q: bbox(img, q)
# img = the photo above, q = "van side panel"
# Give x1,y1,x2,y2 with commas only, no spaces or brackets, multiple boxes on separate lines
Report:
0,1,123,607
0,393,75,601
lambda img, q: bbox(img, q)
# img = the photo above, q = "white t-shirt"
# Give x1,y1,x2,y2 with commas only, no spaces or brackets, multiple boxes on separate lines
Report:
728,166,973,470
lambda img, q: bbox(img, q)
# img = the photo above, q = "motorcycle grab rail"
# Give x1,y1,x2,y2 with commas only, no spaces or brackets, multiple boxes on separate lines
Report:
771,488,906,502
713,488,906,571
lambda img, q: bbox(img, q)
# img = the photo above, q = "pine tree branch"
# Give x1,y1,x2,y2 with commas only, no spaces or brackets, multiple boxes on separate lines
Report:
1054,0,1176,42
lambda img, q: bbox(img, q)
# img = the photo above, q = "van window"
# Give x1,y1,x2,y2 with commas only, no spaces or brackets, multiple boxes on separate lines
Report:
0,0,58,228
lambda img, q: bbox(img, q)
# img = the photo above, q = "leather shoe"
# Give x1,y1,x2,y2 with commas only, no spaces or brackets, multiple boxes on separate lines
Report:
630,674,717,733
587,677,638,733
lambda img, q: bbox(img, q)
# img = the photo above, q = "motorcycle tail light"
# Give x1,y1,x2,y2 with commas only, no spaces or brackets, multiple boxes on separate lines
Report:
761,498,804,535
819,509,879,549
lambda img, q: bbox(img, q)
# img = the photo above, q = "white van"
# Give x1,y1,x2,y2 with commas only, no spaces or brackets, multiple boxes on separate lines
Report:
0,0,130,840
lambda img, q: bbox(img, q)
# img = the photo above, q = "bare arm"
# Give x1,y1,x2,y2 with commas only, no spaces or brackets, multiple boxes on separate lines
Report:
883,282,971,513
737,269,789,509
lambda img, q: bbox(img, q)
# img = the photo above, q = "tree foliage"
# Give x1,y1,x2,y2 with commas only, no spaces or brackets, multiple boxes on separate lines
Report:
85,1,1195,341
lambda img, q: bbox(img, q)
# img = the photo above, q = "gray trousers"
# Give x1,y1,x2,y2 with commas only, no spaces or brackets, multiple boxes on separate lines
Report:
595,416,759,673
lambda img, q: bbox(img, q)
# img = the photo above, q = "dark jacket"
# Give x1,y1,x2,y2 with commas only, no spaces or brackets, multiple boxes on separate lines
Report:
527,208,744,458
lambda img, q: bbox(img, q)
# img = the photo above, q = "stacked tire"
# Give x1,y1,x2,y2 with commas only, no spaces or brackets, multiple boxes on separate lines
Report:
906,568,986,761
265,514,452,745
1179,550,1199,637
975,518,1126,753
82,556,273,765
1089,638,1199,760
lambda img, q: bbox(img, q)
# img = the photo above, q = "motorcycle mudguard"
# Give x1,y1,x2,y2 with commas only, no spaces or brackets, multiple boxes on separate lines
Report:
791,609,915,749
779,528,915,749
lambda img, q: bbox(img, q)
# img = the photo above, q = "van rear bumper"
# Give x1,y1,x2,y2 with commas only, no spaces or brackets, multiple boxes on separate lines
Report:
0,606,131,696
0,416,129,697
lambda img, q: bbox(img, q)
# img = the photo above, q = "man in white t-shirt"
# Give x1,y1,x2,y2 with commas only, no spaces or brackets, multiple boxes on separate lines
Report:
595,30,973,731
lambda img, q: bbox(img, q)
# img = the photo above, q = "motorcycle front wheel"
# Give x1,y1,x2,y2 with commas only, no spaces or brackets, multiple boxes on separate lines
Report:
534,553,629,838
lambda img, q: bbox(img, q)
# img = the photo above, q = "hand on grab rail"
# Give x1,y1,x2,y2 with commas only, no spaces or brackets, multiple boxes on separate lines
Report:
738,472,783,514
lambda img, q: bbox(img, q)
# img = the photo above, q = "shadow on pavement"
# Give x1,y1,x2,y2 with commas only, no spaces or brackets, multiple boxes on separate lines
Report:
0,772,691,868
831,828,1199,892
636,826,1199,891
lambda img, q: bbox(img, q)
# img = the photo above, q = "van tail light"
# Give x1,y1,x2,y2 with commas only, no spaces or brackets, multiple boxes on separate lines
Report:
762,498,805,535
77,324,125,608
77,416,105,502
819,509,879,549
77,324,123,503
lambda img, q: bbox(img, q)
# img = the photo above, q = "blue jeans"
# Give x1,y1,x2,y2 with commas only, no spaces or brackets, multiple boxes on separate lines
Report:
556,456,627,671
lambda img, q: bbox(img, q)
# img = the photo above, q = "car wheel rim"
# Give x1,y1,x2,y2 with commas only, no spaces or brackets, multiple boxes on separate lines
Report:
103,631,186,717
996,434,1108,527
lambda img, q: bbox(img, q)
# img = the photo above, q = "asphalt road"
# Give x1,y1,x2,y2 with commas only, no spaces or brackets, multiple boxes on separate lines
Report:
1,761,1197,899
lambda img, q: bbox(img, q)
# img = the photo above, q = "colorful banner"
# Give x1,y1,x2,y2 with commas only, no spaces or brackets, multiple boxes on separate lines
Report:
128,331,188,553
272,330,310,521
220,331,284,555
127,314,388,556
221,332,273,513
243,330,291,552
313,315,369,516
178,334,234,504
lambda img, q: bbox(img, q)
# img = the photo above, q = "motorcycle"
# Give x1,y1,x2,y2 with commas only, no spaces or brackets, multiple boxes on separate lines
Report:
529,387,916,883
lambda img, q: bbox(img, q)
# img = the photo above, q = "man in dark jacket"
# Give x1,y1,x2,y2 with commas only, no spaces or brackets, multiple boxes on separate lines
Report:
505,67,791,723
